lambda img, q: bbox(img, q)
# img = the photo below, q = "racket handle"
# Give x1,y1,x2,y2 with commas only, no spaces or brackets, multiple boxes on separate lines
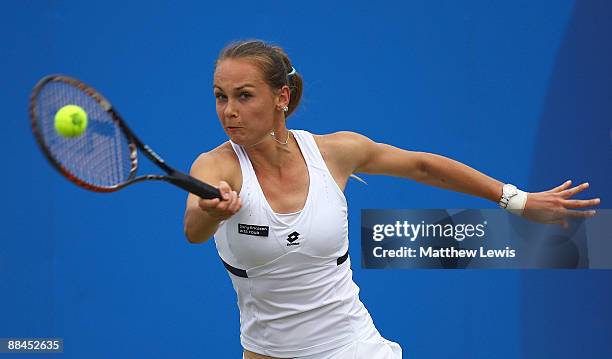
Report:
166,171,222,199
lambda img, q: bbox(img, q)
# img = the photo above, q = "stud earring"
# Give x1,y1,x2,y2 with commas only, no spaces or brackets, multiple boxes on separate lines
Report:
282,106,289,112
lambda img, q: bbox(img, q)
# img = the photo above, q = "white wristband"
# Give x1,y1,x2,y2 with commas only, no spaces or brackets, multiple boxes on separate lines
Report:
506,189,528,216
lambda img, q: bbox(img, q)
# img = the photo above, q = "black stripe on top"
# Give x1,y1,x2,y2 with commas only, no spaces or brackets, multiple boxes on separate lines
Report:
221,249,350,278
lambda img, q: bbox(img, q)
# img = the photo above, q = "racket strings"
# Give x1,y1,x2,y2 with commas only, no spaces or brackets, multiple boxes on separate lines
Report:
34,81,134,188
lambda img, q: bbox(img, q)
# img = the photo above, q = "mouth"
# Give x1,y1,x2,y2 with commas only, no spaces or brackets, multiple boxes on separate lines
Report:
226,126,243,132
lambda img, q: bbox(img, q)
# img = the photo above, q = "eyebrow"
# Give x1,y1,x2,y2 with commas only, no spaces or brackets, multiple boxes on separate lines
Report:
213,84,256,91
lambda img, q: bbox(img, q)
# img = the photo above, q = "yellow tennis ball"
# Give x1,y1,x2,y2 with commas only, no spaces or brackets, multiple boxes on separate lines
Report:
54,105,88,137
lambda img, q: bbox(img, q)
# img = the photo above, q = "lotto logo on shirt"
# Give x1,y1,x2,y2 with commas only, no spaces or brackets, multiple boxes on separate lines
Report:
286,231,300,246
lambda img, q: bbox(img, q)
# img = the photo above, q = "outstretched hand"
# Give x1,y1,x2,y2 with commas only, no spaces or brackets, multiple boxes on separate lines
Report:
522,180,600,229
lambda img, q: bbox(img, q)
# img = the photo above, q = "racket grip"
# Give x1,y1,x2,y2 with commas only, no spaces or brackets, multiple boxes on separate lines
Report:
166,171,222,199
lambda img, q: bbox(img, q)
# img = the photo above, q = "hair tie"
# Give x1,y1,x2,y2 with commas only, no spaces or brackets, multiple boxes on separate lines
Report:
287,67,297,76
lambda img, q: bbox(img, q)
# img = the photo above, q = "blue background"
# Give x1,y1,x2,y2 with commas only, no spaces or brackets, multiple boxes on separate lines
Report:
2,0,611,358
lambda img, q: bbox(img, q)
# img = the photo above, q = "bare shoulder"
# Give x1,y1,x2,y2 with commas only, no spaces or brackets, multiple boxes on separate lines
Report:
190,142,242,192
314,130,374,160
191,142,237,167
312,131,377,181
313,131,371,148
313,131,373,158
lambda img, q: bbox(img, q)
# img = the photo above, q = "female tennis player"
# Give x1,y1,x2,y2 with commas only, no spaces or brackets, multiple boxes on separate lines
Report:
183,40,599,359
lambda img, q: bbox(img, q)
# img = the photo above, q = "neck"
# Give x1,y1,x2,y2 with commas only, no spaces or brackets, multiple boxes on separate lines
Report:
245,129,294,170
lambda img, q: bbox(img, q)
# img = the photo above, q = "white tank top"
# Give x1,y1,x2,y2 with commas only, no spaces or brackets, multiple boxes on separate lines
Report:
214,130,377,358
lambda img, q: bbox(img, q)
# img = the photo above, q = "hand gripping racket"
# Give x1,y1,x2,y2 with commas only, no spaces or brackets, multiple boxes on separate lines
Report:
29,75,221,199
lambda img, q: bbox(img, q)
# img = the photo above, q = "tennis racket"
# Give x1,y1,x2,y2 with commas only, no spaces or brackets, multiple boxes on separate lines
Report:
29,74,221,199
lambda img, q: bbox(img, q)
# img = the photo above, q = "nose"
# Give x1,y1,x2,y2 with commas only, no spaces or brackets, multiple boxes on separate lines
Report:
224,99,238,119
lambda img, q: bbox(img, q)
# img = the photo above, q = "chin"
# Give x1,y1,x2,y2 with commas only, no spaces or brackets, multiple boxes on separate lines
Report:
225,132,248,145
227,131,268,147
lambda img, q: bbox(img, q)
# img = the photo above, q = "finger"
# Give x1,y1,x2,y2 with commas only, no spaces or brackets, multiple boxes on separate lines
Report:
198,198,220,210
216,193,233,211
228,191,241,213
546,180,572,193
564,209,597,218
223,190,236,210
560,182,590,198
563,198,601,209
230,191,240,213
220,190,238,211
218,181,232,201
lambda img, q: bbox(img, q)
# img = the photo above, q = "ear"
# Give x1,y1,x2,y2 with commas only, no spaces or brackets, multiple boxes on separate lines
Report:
275,85,291,110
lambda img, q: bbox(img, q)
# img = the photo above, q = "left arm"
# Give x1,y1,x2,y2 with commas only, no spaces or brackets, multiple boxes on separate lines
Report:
323,131,503,203
321,131,600,226
382,150,504,203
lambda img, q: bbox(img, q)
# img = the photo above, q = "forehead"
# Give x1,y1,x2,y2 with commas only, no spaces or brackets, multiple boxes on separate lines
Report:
214,59,266,89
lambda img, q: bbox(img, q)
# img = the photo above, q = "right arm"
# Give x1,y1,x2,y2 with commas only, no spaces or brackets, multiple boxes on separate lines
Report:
183,149,242,244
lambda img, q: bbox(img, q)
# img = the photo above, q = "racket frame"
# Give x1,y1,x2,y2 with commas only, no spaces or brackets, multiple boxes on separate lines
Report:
29,74,221,199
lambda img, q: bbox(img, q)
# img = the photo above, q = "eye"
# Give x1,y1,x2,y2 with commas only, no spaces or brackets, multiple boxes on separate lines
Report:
214,93,227,101
239,92,252,99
